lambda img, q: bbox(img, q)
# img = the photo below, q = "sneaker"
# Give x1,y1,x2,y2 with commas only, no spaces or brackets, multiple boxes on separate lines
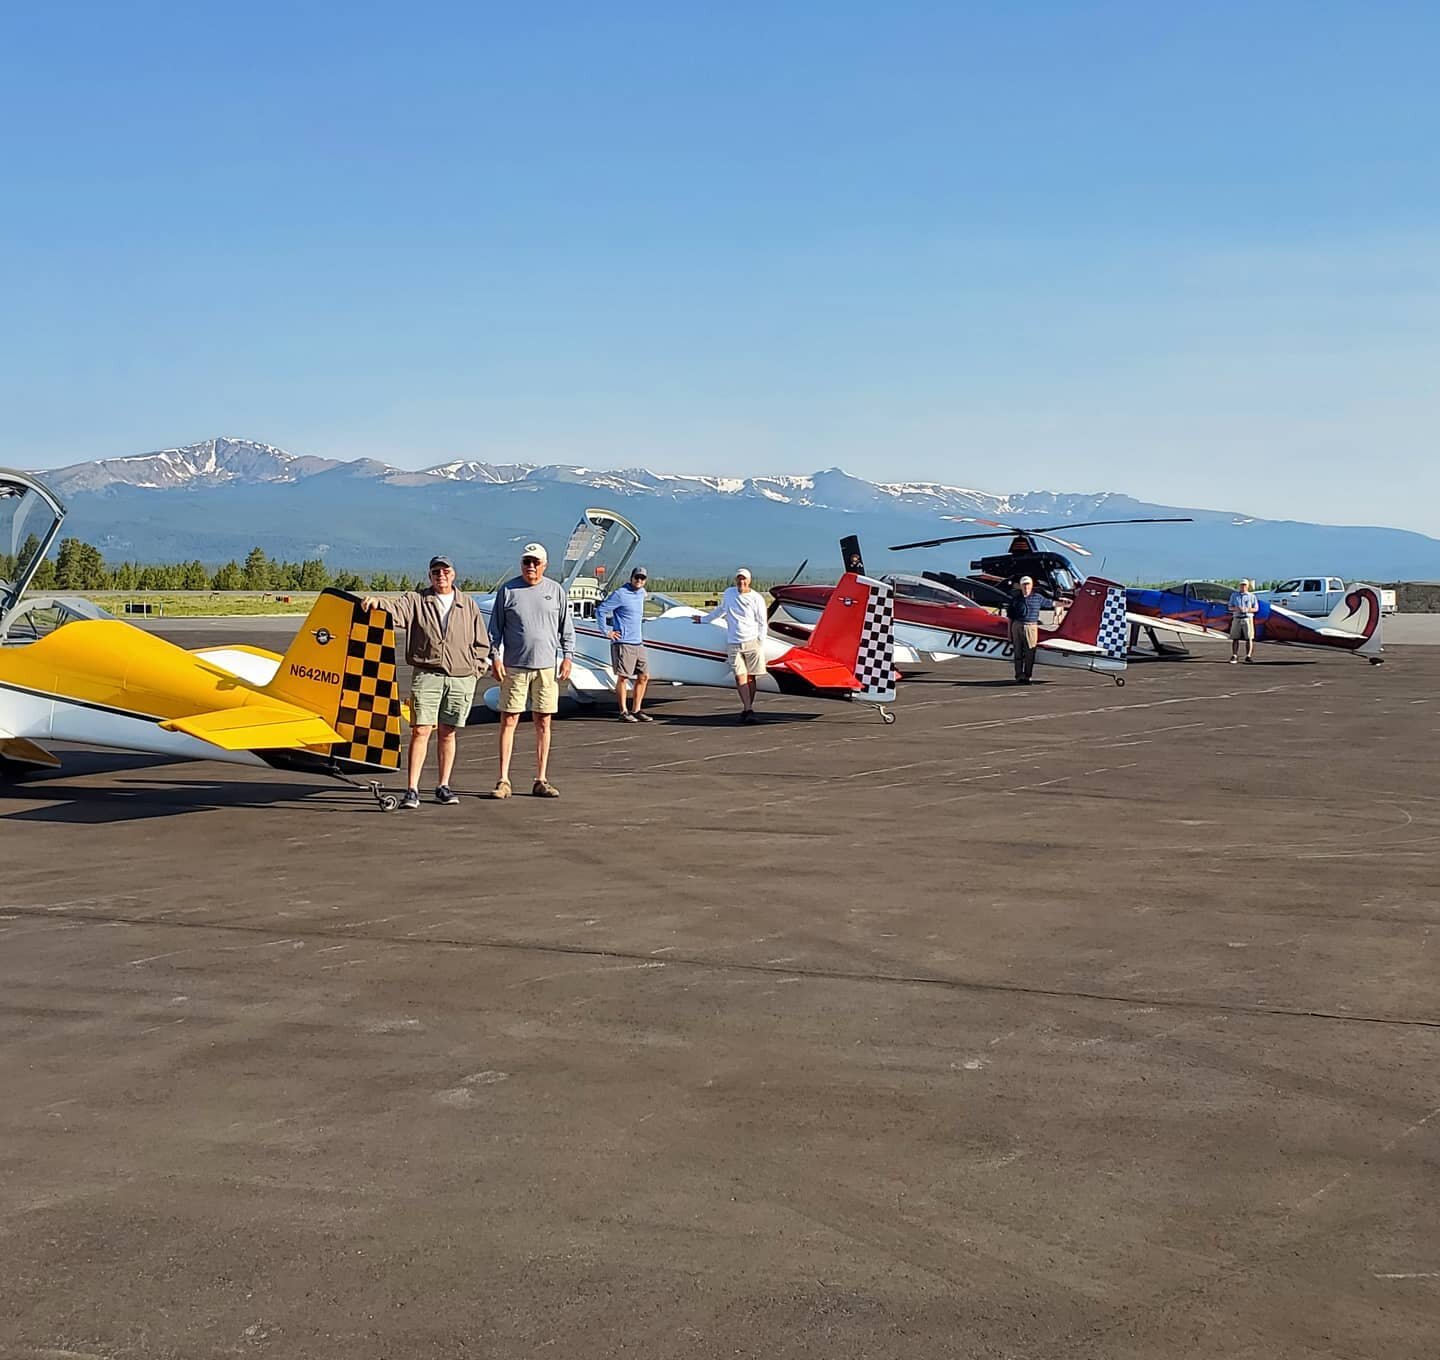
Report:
633,711,655,722
532,778,561,798
400,788,421,810
1229,657,1238,664
435,785,460,805
618,711,639,723
491,778,512,799
1243,657,1255,664
740,710,757,724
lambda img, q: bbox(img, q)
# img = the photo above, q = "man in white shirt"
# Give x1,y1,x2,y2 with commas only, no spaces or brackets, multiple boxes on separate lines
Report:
1228,577,1260,664
694,567,770,723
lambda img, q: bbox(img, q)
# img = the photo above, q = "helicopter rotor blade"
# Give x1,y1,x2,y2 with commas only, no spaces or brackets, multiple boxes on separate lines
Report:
893,514,1194,553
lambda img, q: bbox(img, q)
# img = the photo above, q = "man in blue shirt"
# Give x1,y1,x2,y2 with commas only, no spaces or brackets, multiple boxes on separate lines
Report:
1004,575,1049,684
595,565,653,723
1228,578,1259,664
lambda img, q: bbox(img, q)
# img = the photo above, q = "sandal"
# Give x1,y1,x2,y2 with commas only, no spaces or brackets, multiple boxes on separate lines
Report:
491,778,512,799
532,779,560,798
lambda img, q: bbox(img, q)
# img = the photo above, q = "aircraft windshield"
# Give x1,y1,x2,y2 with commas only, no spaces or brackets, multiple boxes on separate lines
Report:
888,574,981,608
0,472,66,623
559,508,641,618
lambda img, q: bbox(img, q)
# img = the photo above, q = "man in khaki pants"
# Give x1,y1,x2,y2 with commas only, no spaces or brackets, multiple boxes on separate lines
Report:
364,555,488,807
1004,575,1047,684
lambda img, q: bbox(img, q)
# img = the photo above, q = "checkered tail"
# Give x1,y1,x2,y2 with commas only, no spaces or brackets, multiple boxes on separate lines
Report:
1096,585,1129,662
331,601,405,769
853,575,898,703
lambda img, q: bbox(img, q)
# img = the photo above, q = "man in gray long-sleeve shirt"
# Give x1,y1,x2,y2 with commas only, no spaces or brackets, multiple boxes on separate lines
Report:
486,541,575,798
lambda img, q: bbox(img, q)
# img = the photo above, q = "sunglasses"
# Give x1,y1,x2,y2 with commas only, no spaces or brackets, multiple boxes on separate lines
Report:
632,574,647,581
521,557,542,566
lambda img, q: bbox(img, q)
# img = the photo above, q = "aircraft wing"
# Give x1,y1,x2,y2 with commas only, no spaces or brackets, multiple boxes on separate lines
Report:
565,660,613,694
1126,612,1216,640
160,705,344,752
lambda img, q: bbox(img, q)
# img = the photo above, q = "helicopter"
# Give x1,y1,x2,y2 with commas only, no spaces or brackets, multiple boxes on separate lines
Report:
886,516,1194,605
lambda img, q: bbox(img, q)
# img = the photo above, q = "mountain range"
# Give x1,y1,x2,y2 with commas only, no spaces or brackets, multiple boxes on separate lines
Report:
25,436,1440,582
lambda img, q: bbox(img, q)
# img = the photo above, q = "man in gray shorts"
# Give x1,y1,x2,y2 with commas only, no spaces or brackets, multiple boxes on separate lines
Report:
595,564,653,722
487,542,575,798
363,555,488,808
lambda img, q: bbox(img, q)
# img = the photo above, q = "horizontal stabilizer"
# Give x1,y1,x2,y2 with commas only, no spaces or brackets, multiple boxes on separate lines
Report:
160,706,343,752
0,735,61,769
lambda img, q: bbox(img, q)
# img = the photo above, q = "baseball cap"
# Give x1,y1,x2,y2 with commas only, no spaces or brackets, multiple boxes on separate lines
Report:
429,555,454,571
630,565,648,579
521,542,547,561
1018,575,1033,585
735,566,752,580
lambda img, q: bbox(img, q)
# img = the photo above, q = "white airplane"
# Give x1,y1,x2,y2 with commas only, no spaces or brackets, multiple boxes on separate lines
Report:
475,509,901,722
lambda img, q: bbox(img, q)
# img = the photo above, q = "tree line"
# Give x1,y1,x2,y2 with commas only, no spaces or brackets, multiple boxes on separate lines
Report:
2,536,748,596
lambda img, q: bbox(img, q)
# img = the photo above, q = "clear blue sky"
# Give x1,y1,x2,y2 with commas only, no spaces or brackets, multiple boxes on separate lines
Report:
3,2,1437,532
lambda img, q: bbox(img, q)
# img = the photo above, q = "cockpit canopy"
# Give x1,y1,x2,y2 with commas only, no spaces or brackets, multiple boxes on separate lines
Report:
558,508,641,618
887,573,984,609
1,470,67,626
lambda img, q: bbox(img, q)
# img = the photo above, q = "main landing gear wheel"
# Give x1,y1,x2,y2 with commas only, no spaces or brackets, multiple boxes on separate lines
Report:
1114,676,1126,687
369,780,401,812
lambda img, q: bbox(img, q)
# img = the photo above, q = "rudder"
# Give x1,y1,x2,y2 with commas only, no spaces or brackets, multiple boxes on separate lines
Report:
263,589,404,769
806,572,897,703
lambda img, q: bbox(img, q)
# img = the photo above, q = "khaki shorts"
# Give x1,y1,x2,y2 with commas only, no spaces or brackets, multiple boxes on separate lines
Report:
727,641,767,680
499,666,560,714
410,671,478,727
1230,617,1255,641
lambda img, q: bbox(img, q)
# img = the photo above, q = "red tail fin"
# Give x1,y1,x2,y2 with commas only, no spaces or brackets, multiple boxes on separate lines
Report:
1054,577,1128,660
773,572,897,700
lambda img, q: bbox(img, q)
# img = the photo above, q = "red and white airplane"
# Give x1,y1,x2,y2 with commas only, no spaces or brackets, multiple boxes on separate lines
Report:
772,566,1131,685
477,509,901,721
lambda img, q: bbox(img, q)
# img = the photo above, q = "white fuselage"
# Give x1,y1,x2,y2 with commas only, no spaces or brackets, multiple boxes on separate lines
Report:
571,608,792,689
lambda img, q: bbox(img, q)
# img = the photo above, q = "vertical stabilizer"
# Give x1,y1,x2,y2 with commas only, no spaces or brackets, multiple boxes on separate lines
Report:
264,589,404,768
805,572,897,703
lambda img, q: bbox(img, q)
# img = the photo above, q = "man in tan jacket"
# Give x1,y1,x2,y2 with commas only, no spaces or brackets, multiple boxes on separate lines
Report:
364,555,488,808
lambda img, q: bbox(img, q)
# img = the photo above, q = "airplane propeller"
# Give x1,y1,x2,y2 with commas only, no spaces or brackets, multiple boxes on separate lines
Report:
888,516,1193,554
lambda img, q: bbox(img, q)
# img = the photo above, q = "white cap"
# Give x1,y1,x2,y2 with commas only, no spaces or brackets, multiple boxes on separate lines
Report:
1019,575,1034,585
735,566,752,580
521,542,547,561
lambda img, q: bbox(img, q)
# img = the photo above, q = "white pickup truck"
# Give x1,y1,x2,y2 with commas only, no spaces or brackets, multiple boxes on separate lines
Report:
1256,576,1398,616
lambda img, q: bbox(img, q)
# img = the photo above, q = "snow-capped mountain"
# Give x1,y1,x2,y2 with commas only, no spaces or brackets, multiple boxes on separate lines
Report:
24,437,1440,580
35,438,1035,516
43,437,349,492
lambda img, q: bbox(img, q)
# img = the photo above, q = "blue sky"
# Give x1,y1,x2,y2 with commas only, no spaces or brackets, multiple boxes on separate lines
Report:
3,2,1437,532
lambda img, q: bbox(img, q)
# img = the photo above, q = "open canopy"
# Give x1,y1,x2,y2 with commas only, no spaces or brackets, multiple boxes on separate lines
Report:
559,508,641,612
0,470,67,626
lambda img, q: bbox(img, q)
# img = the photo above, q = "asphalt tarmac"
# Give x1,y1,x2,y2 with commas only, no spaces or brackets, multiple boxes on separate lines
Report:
2,627,1437,1359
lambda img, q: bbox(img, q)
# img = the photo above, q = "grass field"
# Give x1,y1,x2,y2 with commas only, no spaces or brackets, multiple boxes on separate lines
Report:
85,589,728,618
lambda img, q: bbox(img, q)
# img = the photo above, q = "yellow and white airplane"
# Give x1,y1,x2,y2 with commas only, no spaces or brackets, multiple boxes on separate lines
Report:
0,469,406,804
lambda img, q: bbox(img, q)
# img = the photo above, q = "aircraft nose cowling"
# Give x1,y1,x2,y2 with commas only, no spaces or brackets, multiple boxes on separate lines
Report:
481,685,502,713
